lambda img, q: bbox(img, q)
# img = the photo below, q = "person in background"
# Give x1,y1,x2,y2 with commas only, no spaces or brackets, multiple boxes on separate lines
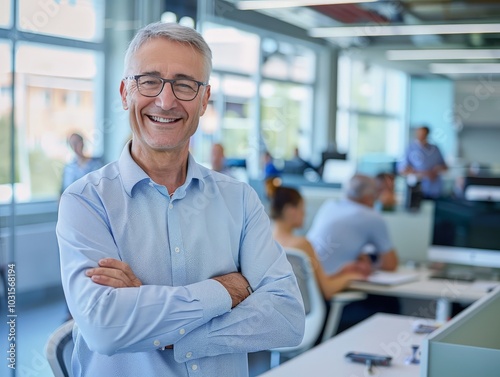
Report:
263,150,283,200
307,174,398,275
61,132,103,193
375,172,397,211
57,22,304,377
269,184,369,299
398,125,448,199
264,150,282,180
210,142,232,176
283,147,317,175
306,174,400,332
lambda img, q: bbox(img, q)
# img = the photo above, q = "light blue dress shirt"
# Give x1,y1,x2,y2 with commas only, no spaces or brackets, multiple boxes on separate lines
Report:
56,142,305,377
399,140,446,198
306,199,393,275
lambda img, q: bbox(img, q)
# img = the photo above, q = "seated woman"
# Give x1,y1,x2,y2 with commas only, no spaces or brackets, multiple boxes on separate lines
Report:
375,172,397,211
269,184,369,299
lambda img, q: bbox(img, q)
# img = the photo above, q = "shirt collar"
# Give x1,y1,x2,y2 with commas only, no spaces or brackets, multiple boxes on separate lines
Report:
118,140,205,197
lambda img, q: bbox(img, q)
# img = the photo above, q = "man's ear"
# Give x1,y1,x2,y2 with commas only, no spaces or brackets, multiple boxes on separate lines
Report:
199,85,211,116
119,80,129,110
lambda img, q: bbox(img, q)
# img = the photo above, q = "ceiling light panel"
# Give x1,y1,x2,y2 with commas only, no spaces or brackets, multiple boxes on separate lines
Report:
236,0,376,11
309,23,500,38
430,63,500,74
387,49,500,61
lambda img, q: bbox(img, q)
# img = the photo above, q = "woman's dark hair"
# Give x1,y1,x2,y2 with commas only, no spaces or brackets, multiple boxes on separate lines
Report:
269,183,302,220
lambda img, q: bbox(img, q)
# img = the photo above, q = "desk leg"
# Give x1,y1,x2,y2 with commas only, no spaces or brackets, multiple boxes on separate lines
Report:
436,298,451,323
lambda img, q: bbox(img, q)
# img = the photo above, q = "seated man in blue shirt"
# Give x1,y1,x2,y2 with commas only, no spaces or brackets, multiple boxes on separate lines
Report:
56,22,304,377
306,174,399,333
307,174,398,275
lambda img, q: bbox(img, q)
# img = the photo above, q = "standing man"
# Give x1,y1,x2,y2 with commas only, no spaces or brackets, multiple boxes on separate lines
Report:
399,125,448,199
57,22,304,377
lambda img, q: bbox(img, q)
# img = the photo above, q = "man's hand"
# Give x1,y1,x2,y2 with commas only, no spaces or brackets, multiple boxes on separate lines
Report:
86,258,142,288
212,272,252,308
341,260,371,278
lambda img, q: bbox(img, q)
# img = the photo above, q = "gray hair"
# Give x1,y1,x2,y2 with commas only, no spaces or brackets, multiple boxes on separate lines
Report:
346,174,379,201
123,22,212,81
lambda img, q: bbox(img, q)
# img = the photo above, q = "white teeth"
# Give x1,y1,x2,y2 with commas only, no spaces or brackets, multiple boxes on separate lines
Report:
150,115,176,123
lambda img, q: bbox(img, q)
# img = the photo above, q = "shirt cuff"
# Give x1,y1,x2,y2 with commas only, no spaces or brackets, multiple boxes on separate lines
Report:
187,278,232,322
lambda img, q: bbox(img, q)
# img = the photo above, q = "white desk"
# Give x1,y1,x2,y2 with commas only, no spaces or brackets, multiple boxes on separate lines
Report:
259,313,429,377
349,267,499,321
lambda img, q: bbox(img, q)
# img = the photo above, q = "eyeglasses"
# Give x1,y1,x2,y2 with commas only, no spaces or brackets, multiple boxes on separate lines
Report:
124,74,207,101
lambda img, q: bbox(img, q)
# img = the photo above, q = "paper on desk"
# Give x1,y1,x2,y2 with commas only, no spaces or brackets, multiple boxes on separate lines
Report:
364,270,420,286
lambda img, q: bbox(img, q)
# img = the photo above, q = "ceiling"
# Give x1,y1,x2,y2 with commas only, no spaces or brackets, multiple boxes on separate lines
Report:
225,0,500,78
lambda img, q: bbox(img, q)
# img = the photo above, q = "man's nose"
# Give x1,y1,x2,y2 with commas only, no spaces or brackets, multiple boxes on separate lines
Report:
155,82,177,109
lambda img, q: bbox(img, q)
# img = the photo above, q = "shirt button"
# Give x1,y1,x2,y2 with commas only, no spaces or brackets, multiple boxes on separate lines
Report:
153,340,160,346
179,328,185,335
191,364,198,371
186,352,192,358
175,247,180,253
169,203,173,210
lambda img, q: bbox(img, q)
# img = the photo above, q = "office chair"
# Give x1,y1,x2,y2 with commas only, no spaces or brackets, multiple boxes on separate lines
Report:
45,319,74,377
320,291,367,343
269,248,327,368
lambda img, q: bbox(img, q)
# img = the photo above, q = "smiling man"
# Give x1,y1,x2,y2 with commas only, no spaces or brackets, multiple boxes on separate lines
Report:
56,22,304,377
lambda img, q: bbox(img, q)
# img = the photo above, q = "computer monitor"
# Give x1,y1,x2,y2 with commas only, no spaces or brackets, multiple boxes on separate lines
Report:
420,287,500,377
463,176,500,202
428,198,500,268
321,159,355,185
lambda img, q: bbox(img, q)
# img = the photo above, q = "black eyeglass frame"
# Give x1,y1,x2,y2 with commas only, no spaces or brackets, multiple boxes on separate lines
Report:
124,74,208,101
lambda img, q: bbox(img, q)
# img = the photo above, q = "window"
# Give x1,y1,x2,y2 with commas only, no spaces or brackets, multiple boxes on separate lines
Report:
0,41,12,201
0,0,12,27
336,54,407,169
18,0,104,42
12,43,101,201
262,38,315,83
200,21,317,177
203,22,259,75
261,81,312,160
194,74,256,165
1,0,104,203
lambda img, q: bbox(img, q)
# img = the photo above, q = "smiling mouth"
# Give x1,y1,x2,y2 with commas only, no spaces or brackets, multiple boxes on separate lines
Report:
148,115,181,124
